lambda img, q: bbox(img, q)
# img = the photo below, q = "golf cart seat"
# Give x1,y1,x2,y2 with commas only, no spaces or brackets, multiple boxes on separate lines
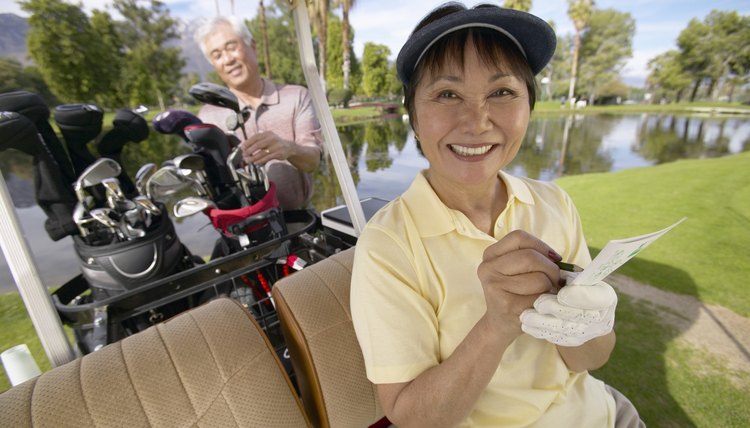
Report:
0,298,310,428
272,247,386,428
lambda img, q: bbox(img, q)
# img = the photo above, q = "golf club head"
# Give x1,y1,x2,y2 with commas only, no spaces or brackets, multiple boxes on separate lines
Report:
133,195,162,216
135,162,157,196
75,158,122,192
153,109,203,140
174,153,206,172
189,82,240,112
225,107,251,139
173,196,216,218
146,165,196,200
0,111,42,156
54,103,103,176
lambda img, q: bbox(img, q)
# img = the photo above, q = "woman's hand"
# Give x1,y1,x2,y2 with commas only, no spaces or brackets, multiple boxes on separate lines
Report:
477,230,563,338
519,281,617,347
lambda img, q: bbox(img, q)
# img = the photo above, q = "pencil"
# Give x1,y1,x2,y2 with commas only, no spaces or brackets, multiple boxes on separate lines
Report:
556,261,583,272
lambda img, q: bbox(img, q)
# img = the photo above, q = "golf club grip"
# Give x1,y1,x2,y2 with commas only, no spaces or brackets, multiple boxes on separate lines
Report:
63,138,97,177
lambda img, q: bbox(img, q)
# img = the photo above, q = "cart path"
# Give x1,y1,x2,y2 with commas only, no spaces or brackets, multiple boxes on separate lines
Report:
608,274,750,374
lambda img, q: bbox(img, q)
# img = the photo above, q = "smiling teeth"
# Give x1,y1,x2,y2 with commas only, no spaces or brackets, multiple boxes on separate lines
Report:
450,145,492,156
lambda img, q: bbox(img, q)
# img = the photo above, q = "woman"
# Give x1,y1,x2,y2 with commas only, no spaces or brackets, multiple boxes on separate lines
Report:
350,3,644,427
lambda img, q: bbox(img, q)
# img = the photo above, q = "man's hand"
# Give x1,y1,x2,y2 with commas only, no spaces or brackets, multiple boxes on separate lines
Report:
240,130,295,165
519,281,617,347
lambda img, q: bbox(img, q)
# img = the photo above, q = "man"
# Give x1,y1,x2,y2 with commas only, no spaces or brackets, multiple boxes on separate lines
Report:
194,16,323,210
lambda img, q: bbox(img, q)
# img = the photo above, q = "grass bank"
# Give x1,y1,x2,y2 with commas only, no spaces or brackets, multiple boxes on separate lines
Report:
556,152,750,426
556,151,750,317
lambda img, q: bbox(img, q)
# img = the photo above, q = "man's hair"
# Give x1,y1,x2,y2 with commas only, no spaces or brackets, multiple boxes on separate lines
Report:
194,16,254,60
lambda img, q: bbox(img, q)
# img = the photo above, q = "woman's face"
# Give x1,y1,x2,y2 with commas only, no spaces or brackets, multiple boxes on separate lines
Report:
413,40,530,189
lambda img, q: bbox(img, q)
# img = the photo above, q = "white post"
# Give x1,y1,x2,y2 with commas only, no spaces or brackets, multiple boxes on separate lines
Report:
290,0,367,236
0,170,76,367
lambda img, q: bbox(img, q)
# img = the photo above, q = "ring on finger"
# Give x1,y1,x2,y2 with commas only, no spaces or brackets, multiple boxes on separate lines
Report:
264,149,270,154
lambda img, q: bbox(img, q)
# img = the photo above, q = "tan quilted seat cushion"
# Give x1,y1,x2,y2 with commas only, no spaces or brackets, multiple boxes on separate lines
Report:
0,298,310,428
274,248,383,428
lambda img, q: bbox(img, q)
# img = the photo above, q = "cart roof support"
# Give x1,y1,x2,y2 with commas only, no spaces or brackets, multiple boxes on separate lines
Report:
290,0,367,235
0,172,76,366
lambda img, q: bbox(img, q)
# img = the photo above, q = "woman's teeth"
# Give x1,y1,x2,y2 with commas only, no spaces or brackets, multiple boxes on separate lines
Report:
449,144,492,156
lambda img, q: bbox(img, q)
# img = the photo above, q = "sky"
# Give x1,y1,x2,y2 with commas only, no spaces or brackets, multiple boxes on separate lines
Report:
2,0,749,87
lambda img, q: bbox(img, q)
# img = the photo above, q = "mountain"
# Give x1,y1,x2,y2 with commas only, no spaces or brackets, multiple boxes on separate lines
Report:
0,13,30,64
172,17,215,79
0,13,212,77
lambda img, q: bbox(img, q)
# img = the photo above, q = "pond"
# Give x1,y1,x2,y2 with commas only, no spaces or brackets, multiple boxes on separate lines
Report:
1,112,748,292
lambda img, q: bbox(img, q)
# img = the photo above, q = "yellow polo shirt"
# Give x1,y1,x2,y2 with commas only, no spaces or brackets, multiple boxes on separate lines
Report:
351,171,615,427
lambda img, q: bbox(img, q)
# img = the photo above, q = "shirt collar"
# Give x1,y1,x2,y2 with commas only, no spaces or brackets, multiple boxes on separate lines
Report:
402,170,535,238
237,78,280,110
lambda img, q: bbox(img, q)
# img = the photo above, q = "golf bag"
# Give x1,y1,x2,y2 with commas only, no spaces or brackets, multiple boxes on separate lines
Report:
0,92,79,240
56,210,198,354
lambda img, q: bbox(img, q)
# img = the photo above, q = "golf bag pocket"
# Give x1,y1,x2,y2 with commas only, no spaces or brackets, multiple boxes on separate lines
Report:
208,182,286,250
74,214,187,295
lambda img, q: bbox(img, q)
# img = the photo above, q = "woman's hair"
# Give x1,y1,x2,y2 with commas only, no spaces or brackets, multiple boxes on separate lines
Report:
403,3,538,134
194,16,254,60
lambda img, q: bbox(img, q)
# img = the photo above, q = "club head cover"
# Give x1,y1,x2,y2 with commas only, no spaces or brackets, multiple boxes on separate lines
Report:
152,109,203,140
0,90,76,183
0,111,42,156
112,108,149,142
54,104,104,143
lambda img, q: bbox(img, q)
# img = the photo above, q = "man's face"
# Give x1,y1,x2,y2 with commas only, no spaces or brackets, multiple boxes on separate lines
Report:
204,23,259,90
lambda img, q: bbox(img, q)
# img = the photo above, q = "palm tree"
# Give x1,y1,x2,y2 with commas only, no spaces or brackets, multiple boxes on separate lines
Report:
335,0,356,90
258,0,272,79
566,0,593,106
308,0,330,86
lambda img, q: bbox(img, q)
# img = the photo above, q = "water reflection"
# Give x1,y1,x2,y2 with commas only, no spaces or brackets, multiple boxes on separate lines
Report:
1,113,748,292
313,113,750,209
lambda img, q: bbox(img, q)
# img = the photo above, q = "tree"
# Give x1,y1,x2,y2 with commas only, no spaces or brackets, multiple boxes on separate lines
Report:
0,58,57,104
20,0,116,103
677,18,712,102
700,11,750,101
326,16,345,89
675,11,750,102
89,9,127,107
258,0,273,79
577,9,634,104
248,1,305,85
566,0,593,105
334,0,357,89
112,0,185,110
308,0,330,87
361,42,390,97
502,0,531,12
647,51,692,102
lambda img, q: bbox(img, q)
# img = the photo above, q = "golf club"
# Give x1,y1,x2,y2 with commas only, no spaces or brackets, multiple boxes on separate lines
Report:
173,196,217,218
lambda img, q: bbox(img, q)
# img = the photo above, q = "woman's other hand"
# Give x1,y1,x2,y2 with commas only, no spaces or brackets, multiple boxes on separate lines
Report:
477,230,562,337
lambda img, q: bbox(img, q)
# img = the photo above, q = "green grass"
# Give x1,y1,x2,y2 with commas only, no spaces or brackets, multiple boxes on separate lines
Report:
0,292,55,393
593,294,750,427
533,100,750,115
556,151,750,317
